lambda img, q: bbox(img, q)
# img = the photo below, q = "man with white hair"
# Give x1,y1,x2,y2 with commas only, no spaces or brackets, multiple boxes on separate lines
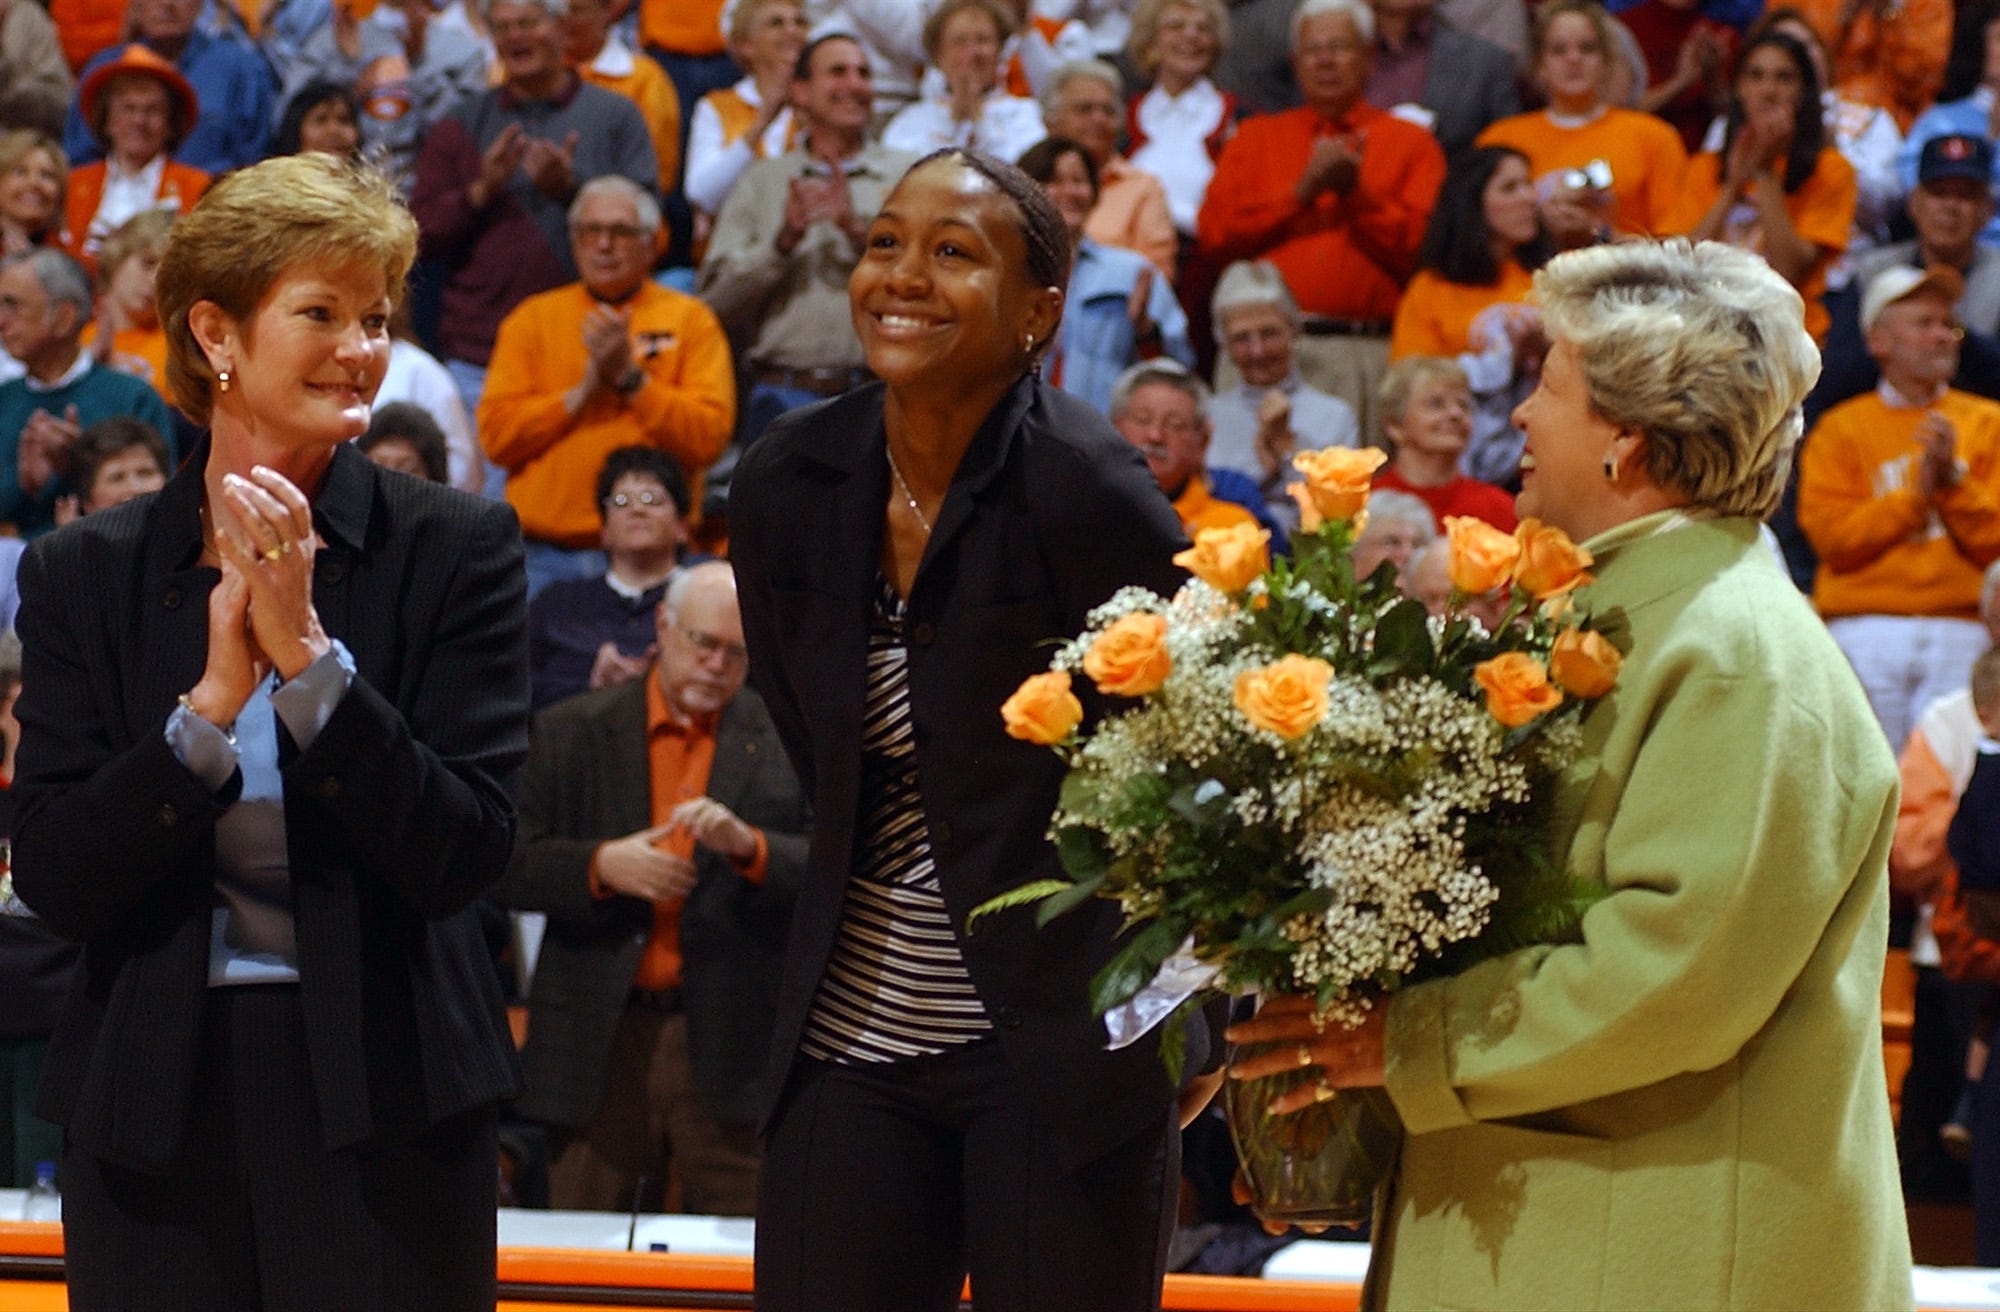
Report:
411,0,660,421
1799,262,2000,751
482,176,734,596
0,249,174,539
500,560,808,1217
1195,0,1445,440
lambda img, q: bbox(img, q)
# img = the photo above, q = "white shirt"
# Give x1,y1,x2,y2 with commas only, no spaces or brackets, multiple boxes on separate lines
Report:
87,155,171,257
880,90,1047,164
685,77,797,216
1208,376,1360,526
1129,77,1228,234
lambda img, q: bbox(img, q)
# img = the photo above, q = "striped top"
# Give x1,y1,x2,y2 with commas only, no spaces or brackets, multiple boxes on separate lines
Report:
800,578,992,1063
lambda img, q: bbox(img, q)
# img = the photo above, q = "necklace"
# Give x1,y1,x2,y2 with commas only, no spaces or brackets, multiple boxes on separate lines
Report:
884,445,932,536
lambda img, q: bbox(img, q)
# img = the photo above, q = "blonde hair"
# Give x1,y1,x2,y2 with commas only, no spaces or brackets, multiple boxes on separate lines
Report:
95,208,174,291
1378,356,1470,434
157,154,416,426
1533,0,1617,96
0,130,67,210
726,0,802,53
1126,0,1231,76
1533,239,1821,521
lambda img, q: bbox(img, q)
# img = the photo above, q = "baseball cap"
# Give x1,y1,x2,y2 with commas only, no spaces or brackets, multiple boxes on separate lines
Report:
1918,134,1995,187
1860,264,1967,333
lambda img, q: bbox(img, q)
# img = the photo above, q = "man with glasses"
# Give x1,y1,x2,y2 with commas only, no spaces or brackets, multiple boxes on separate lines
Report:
482,175,733,596
1110,359,1265,538
411,0,659,428
526,446,705,710
500,559,808,1218
1799,263,2000,751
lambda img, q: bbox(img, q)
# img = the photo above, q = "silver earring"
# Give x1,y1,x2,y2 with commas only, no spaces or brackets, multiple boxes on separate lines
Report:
1023,334,1035,353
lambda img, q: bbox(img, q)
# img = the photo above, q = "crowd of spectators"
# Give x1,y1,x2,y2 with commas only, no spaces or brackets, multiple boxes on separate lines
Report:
8,0,2000,1266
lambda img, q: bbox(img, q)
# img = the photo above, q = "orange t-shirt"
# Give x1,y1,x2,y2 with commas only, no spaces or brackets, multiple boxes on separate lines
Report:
1662,147,1855,343
1475,108,1689,238
1390,259,1536,360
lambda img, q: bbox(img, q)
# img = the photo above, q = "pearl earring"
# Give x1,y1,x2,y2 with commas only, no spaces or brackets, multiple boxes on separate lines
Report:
217,369,231,394
1023,334,1035,353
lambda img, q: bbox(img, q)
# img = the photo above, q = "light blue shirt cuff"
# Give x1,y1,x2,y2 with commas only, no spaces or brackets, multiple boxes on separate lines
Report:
166,700,239,793
270,640,355,751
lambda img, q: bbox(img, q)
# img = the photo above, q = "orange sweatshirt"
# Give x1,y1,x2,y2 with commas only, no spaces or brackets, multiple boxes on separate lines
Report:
480,280,735,548
1798,388,2000,619
640,0,726,58
1390,260,1535,360
1475,108,1688,238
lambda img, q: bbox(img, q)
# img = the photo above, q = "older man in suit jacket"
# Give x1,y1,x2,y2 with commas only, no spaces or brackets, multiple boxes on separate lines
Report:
498,561,808,1216
1365,0,1520,156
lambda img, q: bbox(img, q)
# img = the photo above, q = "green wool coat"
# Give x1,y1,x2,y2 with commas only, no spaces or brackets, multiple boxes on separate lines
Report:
1375,513,1915,1311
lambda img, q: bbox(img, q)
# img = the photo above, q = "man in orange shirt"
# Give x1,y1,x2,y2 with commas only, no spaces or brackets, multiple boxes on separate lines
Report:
498,560,809,1216
480,174,734,597
1195,0,1444,439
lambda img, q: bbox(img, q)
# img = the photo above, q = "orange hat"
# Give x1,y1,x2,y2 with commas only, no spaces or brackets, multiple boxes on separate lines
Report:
78,44,201,150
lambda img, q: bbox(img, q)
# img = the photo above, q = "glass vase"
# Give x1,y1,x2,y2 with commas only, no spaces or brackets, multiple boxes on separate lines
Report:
1222,1051,1402,1230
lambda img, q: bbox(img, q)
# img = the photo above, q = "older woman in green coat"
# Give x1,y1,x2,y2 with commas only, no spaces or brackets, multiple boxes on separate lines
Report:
1233,239,1915,1310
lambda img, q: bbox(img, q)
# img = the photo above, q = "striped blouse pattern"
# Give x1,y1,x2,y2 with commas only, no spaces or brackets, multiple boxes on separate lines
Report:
800,578,992,1063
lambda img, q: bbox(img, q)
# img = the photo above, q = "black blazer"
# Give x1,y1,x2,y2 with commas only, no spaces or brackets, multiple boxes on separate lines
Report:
11,441,529,1172
496,679,809,1127
731,375,1195,1169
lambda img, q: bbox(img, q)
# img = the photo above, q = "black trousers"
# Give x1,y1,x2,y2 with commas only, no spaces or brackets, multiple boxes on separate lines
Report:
61,985,499,1312
754,1040,1178,1312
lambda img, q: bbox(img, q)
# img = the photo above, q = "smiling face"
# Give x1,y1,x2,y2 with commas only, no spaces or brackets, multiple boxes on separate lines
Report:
1220,301,1296,388
848,158,1061,396
1387,374,1474,461
793,36,875,138
1511,336,1627,539
211,259,394,453
0,148,63,237
737,0,809,79
1151,1,1220,89
1047,73,1123,165
297,97,361,157
104,76,173,169
1734,41,1804,130
490,0,566,96
1482,153,1540,251
1039,148,1098,241
936,4,1005,94
1537,12,1608,112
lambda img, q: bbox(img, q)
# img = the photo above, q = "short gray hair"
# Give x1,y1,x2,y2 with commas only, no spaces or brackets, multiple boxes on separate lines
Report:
1109,358,1211,420
1292,0,1374,47
4,248,92,331
480,0,565,22
1041,59,1123,121
1534,239,1821,521
570,174,663,236
1357,489,1437,540
662,559,738,621
1210,260,1299,341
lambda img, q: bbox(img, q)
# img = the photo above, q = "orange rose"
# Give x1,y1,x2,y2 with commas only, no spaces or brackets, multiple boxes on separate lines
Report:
1233,654,1334,740
1083,612,1173,696
1290,447,1388,524
1002,670,1083,744
1549,628,1621,699
1512,518,1594,599
1473,652,1563,727
1444,516,1521,595
1174,522,1271,593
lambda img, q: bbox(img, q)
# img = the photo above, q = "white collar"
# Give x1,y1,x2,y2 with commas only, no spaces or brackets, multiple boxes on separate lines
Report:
24,349,91,392
589,34,636,79
1878,378,1949,409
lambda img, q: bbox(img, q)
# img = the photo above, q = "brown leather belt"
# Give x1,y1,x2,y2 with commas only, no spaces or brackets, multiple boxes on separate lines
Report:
751,364,874,397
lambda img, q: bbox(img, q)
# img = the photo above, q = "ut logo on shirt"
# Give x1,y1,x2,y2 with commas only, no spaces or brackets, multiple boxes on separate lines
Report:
1872,453,1946,541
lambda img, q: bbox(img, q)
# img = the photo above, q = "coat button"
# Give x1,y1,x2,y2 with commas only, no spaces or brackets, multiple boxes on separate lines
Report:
910,621,936,646
163,587,182,610
319,559,345,585
157,803,178,827
317,777,341,799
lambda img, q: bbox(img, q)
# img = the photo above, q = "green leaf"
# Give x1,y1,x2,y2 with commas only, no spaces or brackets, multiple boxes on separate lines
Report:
1370,598,1434,679
1088,918,1184,1015
1054,824,1109,880
966,878,1076,928
1033,870,1107,927
1266,884,1335,925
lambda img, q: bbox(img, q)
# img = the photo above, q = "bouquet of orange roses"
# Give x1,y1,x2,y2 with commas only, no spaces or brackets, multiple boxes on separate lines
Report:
980,448,1616,1222
982,445,1615,1068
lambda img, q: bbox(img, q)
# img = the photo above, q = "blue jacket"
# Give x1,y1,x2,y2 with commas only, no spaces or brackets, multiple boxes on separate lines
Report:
65,29,276,174
1056,238,1193,418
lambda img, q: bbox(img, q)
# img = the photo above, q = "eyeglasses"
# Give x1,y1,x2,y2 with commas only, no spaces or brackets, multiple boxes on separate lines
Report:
604,489,672,510
571,222,649,243
1120,410,1200,439
676,625,749,667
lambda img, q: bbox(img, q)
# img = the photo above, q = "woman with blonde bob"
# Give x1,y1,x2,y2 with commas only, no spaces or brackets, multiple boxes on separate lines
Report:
11,152,528,1311
1231,240,1915,1309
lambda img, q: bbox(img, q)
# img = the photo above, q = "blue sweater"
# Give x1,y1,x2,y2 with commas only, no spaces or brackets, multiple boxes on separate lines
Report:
0,364,176,537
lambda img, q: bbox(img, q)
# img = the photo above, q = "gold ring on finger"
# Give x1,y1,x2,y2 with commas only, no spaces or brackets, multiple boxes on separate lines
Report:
1295,1044,1313,1069
263,544,284,563
1314,1080,1336,1103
